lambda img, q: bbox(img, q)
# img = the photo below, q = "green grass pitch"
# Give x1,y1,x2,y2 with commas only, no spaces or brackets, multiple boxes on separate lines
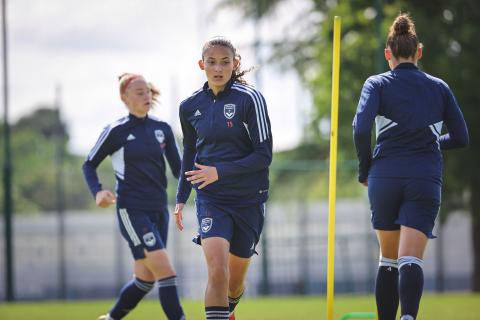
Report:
0,293,479,319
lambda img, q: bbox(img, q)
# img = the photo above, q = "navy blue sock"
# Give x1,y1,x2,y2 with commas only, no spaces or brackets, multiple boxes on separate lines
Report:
375,257,399,320
228,290,244,313
205,306,229,320
109,277,154,319
157,275,185,320
399,256,424,320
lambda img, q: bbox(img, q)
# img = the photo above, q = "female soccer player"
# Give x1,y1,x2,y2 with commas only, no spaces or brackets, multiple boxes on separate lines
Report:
82,73,185,320
175,37,272,320
353,14,469,320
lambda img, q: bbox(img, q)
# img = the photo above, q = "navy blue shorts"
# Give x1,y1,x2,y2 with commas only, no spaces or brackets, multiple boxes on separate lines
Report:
368,177,441,239
116,206,169,260
195,199,265,258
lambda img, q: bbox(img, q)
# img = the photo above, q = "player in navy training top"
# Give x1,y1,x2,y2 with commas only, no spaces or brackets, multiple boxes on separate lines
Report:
174,37,272,320
353,15,468,320
82,73,185,320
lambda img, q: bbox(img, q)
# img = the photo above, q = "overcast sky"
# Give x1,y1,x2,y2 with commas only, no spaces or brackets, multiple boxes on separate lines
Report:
3,0,313,155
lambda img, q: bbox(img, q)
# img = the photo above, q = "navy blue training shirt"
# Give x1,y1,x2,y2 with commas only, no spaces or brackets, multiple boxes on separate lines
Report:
353,63,469,183
83,113,181,210
176,79,273,205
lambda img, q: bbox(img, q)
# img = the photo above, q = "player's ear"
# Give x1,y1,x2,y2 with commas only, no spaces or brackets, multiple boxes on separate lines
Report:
233,57,240,70
120,93,128,104
416,45,423,60
198,59,205,70
384,48,391,61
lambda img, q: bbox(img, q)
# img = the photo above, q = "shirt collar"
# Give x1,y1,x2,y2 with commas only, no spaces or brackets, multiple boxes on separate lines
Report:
128,113,148,122
203,78,235,98
393,62,418,70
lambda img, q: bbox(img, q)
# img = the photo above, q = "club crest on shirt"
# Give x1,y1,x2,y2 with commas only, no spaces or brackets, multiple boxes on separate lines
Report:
224,104,236,119
143,232,156,247
201,217,213,233
154,129,165,144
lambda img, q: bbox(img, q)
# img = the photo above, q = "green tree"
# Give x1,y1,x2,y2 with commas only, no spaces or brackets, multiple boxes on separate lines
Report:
223,0,480,291
0,107,114,213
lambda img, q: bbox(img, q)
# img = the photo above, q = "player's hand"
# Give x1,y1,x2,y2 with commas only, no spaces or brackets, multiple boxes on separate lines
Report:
185,163,219,189
361,180,368,187
95,190,116,208
174,203,185,231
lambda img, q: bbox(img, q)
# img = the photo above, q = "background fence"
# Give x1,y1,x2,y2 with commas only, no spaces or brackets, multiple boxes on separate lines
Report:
0,200,472,300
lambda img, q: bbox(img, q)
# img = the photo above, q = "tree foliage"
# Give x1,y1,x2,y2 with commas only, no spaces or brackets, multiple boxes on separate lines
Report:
223,0,480,290
0,107,114,213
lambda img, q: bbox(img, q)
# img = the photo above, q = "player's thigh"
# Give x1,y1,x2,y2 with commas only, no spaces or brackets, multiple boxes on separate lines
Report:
368,178,403,231
398,178,441,240
202,237,231,274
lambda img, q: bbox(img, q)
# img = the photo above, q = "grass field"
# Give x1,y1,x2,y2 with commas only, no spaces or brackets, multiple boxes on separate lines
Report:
0,293,479,319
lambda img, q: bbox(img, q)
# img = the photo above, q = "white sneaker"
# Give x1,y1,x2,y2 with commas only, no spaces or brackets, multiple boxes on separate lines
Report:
97,314,114,320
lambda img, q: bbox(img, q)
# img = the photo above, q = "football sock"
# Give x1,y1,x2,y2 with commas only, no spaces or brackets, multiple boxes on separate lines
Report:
375,256,399,320
228,290,244,313
109,277,154,319
205,306,230,320
399,256,424,320
157,275,185,320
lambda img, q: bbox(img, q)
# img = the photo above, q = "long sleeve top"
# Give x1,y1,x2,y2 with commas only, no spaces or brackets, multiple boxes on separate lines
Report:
353,63,469,184
83,113,181,210
176,80,273,205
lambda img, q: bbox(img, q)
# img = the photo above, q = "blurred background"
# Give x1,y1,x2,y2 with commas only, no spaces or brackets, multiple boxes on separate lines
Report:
0,0,478,301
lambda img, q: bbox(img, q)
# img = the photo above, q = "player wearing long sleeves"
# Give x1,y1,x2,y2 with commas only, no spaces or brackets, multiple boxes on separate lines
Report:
174,37,272,320
82,73,185,320
176,79,272,206
353,15,468,320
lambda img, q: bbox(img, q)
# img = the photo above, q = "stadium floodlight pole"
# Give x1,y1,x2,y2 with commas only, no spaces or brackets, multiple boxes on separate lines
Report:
326,16,341,320
2,0,14,302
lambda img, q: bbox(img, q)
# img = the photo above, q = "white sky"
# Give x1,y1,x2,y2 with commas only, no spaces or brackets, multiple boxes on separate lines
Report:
3,0,312,155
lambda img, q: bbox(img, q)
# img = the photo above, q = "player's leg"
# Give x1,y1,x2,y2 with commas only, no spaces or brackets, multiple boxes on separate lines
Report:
102,208,157,320
375,230,400,320
369,178,403,320
228,254,250,319
202,237,231,320
104,262,155,320
397,226,428,320
142,207,185,320
196,200,234,320
397,179,440,320
143,249,185,320
228,203,265,319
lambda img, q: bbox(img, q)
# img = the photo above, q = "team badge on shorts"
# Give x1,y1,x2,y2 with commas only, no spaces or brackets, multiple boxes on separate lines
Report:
154,130,165,144
201,217,213,233
143,232,156,247
224,104,236,119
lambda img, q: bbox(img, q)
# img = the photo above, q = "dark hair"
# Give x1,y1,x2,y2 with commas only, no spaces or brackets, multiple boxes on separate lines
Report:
118,73,160,103
201,36,253,84
386,13,420,59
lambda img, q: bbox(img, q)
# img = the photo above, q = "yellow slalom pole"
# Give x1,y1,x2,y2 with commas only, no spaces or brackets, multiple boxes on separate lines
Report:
326,15,341,320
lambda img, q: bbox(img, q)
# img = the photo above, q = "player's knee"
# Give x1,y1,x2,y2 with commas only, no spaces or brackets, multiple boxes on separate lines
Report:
208,264,229,286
